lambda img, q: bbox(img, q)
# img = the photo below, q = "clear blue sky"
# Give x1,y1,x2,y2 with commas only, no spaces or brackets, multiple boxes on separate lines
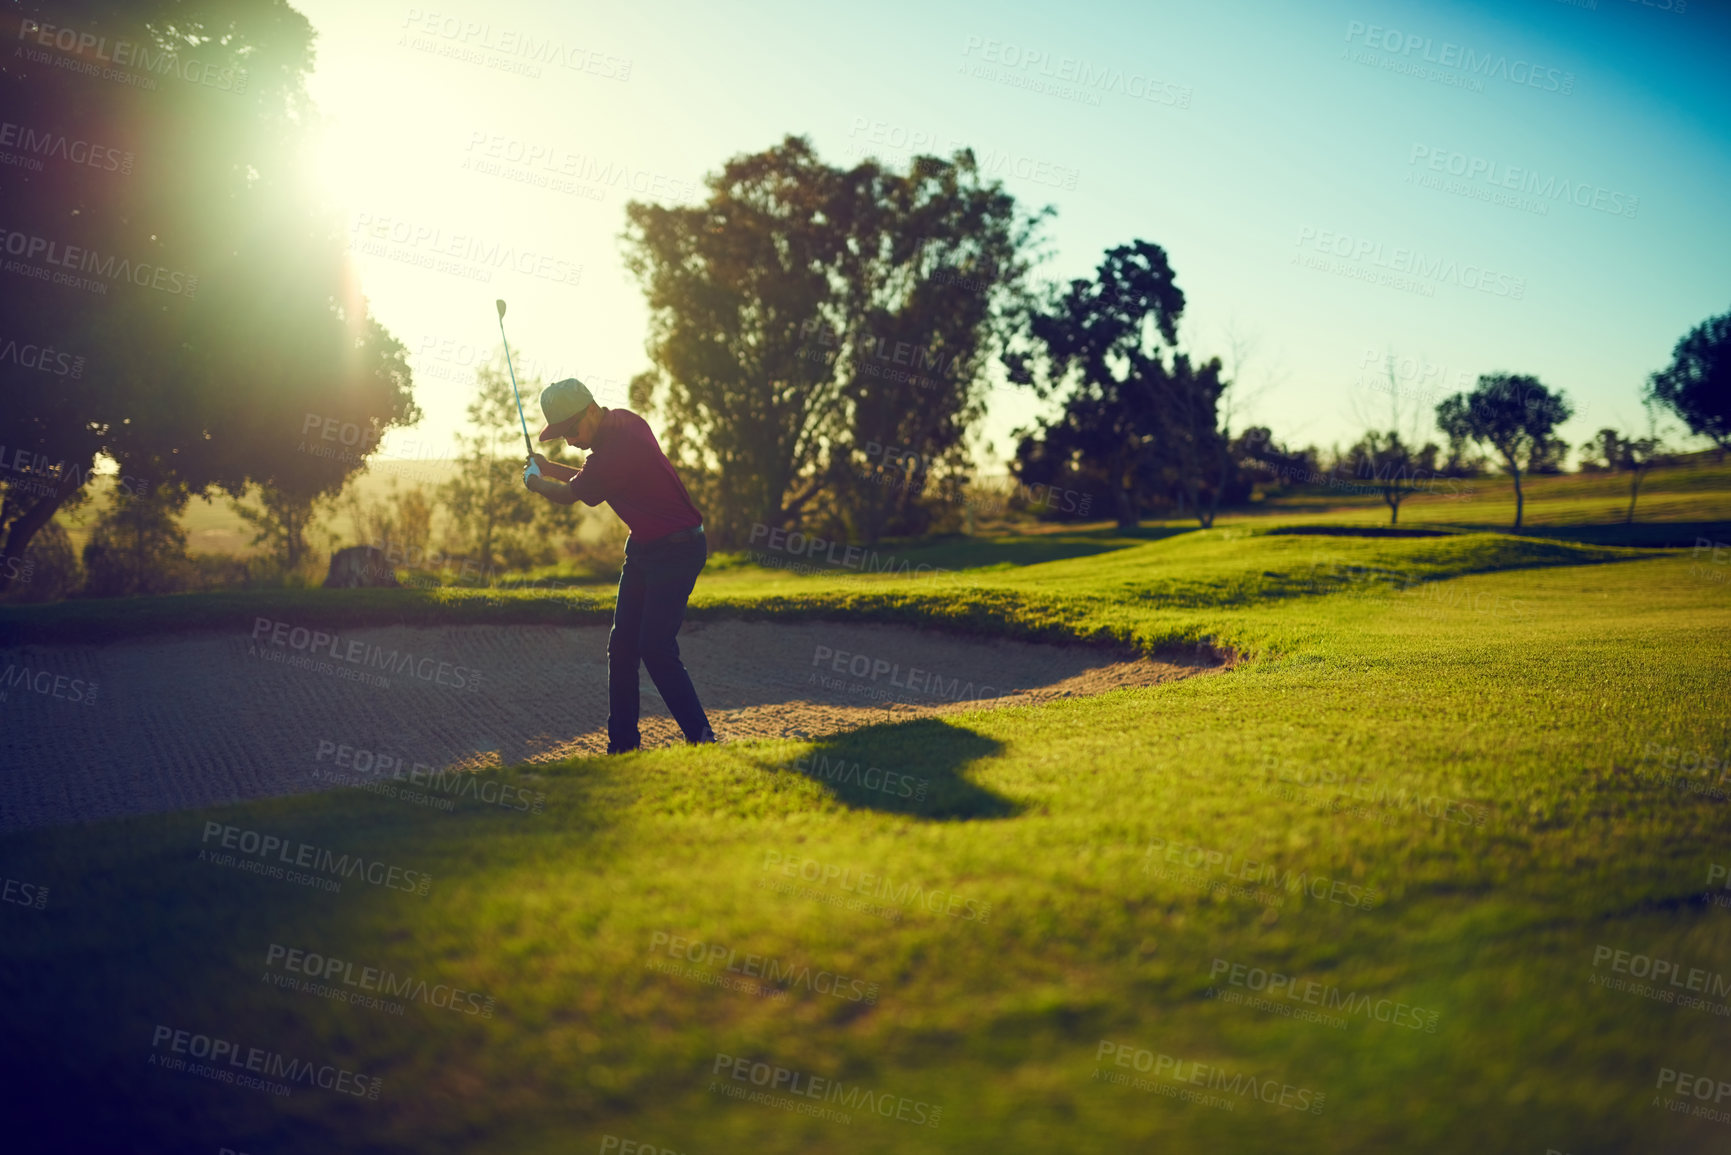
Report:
294,0,1731,467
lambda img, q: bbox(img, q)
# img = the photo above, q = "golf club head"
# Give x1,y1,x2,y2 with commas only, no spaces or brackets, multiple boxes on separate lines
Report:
495,298,507,319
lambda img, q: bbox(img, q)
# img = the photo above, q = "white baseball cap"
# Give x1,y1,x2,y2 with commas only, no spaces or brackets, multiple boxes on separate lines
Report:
538,377,596,442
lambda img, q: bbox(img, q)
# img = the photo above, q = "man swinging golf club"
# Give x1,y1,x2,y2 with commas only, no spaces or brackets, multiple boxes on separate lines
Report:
523,377,718,753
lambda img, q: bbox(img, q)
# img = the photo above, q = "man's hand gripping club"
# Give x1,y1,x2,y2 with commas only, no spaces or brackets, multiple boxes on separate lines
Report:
524,453,581,504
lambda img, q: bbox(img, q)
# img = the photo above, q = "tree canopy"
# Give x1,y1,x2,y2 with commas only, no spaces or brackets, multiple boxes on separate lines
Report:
1646,308,1731,459
1009,241,1228,527
623,134,1041,547
0,0,418,565
1435,374,1572,528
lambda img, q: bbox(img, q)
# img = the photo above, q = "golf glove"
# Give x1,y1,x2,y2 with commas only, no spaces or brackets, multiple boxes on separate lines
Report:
523,459,543,489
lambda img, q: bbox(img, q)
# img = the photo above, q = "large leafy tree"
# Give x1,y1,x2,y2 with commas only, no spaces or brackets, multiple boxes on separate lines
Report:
0,0,418,569
1008,241,1223,528
1646,308,1731,460
1435,374,1572,528
622,135,1039,546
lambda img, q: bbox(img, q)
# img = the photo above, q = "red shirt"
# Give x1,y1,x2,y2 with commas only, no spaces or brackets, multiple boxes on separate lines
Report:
565,408,703,541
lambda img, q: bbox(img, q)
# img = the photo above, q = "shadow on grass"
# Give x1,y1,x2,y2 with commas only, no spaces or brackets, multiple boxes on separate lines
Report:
759,717,1019,820
0,761,624,1153
1460,520,1731,549
1264,525,1455,539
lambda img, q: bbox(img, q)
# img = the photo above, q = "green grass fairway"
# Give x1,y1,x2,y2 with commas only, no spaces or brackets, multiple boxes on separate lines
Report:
4,526,1731,1152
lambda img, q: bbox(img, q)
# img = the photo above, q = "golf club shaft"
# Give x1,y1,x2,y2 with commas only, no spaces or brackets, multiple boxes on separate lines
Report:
494,315,534,459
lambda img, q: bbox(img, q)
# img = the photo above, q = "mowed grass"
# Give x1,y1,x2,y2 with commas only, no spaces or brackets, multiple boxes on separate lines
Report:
3,522,1731,1151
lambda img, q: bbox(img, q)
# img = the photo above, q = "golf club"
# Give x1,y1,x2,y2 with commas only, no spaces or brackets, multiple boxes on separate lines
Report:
494,298,534,460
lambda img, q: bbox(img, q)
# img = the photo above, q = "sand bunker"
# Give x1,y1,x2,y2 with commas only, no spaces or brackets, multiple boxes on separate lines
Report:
0,620,1223,832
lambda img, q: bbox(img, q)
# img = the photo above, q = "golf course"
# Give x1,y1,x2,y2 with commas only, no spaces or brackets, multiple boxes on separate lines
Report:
4,470,1729,1153
5,2,1728,1150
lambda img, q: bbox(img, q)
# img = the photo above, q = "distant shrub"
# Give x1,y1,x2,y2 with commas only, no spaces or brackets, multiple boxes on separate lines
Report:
0,522,82,603
80,486,191,598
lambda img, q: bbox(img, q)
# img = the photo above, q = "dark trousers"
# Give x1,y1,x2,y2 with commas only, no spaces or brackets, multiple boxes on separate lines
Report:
607,529,712,752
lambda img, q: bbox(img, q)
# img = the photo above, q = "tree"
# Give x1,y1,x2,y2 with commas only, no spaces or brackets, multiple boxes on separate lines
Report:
338,478,433,566
1617,431,1663,525
439,363,551,577
1159,353,1230,526
1583,412,1665,524
0,522,80,604
1187,325,1282,528
623,135,1040,546
1343,431,1440,524
1348,351,1442,524
1009,241,1217,528
0,0,419,570
231,484,322,577
1435,374,1573,529
1233,426,1318,493
1646,309,1731,460
81,482,191,598
1578,429,1624,472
